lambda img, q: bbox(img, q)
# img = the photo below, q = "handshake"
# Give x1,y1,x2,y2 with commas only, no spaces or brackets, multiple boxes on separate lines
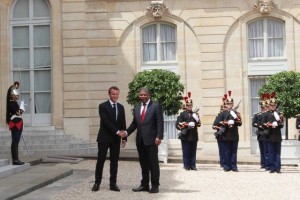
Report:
118,130,127,138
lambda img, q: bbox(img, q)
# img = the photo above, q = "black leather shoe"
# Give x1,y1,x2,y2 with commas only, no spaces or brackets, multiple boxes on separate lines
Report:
132,185,149,192
149,187,159,193
92,183,100,191
224,168,231,172
232,169,239,172
276,170,281,174
190,166,197,171
110,185,120,192
184,167,190,171
12,160,24,165
269,170,275,173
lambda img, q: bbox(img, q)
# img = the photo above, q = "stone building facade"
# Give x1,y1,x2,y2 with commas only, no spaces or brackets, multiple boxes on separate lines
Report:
1,0,300,157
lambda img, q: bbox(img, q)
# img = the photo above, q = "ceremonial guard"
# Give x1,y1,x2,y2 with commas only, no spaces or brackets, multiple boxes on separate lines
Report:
6,82,25,165
296,115,300,141
176,92,201,170
216,91,242,172
263,92,284,173
212,96,227,168
252,94,268,169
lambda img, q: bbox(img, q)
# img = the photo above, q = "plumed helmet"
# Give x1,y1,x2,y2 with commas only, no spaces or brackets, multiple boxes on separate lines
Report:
11,88,19,96
185,92,193,106
269,92,277,106
225,90,234,104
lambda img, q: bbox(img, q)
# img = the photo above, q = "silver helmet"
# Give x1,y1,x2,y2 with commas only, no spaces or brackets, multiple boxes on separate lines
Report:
11,88,19,96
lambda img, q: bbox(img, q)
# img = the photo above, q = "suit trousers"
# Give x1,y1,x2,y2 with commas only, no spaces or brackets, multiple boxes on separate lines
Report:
137,141,160,188
95,141,120,186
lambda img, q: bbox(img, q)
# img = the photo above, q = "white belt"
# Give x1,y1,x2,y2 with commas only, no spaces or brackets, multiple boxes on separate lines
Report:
10,115,22,120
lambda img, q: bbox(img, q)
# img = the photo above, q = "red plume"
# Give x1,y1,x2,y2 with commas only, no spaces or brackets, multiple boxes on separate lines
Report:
188,92,191,98
228,90,232,97
224,94,227,99
271,92,276,98
184,96,188,101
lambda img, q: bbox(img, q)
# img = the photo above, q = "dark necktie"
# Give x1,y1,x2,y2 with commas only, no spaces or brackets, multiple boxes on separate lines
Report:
140,103,147,122
113,103,117,120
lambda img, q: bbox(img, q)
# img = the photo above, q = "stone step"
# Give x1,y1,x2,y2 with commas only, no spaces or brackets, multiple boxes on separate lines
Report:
0,143,92,151
0,147,98,157
0,126,55,132
0,162,30,179
0,138,85,145
0,159,9,167
0,128,94,158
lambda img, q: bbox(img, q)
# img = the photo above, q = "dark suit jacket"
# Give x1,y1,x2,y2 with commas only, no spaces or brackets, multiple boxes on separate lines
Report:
126,100,164,146
96,100,126,143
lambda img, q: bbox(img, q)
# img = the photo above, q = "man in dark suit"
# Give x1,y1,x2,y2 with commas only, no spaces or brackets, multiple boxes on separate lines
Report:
125,87,164,193
92,86,127,192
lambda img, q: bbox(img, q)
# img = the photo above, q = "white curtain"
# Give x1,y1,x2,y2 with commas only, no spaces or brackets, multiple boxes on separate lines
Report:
13,0,29,18
142,23,176,62
268,19,284,57
143,24,157,62
248,20,264,58
33,0,50,18
160,24,176,61
248,19,284,59
250,79,266,136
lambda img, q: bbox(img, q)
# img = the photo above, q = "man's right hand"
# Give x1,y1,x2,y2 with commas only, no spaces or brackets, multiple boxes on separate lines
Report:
118,130,127,138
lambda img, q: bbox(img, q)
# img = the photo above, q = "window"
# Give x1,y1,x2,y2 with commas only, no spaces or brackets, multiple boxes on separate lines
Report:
142,23,176,62
248,18,284,59
249,78,285,139
11,0,51,115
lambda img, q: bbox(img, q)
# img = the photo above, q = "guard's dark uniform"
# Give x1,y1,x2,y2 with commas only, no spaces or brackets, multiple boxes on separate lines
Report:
175,93,201,170
262,92,284,173
216,91,242,172
296,115,300,140
212,105,226,168
252,111,267,168
6,83,25,165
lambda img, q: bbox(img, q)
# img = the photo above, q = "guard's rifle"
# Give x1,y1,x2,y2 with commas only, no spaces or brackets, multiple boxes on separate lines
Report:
178,107,200,136
233,98,242,111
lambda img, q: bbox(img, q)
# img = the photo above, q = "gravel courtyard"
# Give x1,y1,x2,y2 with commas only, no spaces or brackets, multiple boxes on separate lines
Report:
17,160,300,200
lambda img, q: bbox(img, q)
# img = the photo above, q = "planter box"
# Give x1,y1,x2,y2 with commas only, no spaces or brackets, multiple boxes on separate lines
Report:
281,140,300,165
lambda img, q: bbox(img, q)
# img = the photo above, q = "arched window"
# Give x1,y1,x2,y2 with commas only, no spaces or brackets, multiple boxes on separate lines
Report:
11,0,51,125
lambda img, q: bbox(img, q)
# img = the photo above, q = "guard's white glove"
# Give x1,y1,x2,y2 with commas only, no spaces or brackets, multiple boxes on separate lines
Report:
228,120,235,125
20,100,25,112
192,113,199,122
230,110,237,119
188,122,195,127
272,121,278,127
273,112,280,121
